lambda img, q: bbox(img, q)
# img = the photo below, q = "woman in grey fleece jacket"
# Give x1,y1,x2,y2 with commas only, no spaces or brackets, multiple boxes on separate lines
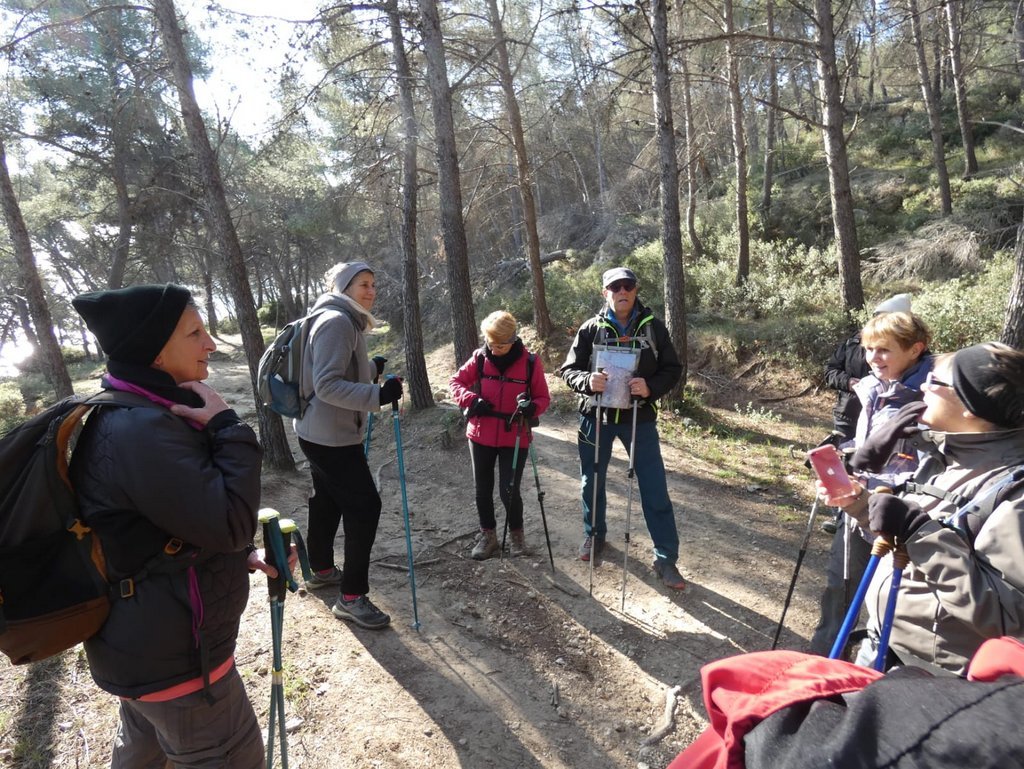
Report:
295,261,403,630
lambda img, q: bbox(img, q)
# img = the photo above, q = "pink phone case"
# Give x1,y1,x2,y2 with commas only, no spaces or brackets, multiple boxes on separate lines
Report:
807,445,855,497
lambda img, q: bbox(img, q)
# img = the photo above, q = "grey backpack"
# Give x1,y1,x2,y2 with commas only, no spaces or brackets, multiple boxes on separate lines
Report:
256,310,326,418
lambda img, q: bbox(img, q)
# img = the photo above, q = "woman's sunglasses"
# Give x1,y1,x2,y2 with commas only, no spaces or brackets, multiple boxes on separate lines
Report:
924,371,953,389
606,280,637,293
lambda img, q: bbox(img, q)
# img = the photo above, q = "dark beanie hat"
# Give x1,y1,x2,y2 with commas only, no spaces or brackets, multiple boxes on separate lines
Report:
951,343,1021,429
72,284,191,365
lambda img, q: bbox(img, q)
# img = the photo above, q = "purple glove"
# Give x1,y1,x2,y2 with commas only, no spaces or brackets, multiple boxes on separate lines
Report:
868,494,930,541
850,401,927,473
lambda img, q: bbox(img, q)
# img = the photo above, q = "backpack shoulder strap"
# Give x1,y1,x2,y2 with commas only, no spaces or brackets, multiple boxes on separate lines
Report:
943,466,1024,546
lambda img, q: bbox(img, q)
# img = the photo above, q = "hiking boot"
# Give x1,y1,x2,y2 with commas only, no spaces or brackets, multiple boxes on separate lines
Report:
653,559,686,591
331,595,391,629
305,566,342,590
471,529,500,561
578,535,605,562
821,516,839,535
509,529,531,557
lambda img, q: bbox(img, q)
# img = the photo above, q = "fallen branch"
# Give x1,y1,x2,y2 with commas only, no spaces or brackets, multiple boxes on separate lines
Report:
757,384,814,403
376,558,439,571
641,684,682,747
374,457,395,489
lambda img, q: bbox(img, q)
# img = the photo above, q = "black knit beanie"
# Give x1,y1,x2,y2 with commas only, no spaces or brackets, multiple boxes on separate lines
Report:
72,284,191,365
951,343,1020,429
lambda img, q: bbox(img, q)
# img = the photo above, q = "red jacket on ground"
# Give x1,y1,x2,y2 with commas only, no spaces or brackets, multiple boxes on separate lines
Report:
668,637,1024,769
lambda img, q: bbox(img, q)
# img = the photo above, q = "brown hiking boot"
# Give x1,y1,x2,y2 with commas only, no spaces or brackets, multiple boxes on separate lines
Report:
509,529,530,557
471,529,500,561
653,559,686,591
578,535,605,562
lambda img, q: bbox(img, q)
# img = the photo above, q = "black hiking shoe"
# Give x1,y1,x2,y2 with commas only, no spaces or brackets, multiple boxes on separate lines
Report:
305,566,343,590
332,595,391,630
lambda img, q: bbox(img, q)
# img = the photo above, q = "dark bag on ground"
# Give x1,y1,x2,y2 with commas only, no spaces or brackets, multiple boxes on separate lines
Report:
0,391,155,664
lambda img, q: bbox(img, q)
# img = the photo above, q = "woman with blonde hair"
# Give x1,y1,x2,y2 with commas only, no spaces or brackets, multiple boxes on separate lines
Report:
450,311,550,560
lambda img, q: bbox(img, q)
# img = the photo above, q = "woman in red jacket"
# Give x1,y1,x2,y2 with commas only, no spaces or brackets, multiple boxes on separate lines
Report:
450,311,550,560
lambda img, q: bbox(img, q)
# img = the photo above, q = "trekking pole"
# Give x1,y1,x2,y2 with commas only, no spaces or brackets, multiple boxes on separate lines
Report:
526,431,555,573
258,509,291,769
619,397,639,612
365,358,387,457
389,378,421,631
771,496,821,649
874,542,907,671
828,535,893,660
500,414,525,561
588,394,603,595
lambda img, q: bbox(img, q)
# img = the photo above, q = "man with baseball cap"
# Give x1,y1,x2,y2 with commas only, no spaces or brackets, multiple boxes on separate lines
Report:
559,266,686,590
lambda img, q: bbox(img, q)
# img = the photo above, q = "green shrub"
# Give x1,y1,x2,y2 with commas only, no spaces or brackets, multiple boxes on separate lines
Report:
0,381,25,436
913,252,1013,352
688,238,840,319
217,316,240,335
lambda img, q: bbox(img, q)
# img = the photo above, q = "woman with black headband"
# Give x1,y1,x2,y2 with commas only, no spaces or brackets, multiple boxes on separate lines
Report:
70,284,275,767
819,342,1024,674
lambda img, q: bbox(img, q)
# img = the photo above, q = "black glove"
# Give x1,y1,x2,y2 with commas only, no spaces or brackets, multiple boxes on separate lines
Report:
372,356,388,383
515,393,537,418
379,376,403,406
466,397,494,418
850,401,927,473
867,493,930,542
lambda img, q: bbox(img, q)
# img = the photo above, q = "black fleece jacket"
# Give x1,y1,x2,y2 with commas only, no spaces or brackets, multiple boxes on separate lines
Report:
69,394,261,698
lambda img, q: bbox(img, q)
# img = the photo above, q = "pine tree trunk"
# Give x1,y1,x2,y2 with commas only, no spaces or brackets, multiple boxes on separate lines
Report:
151,0,295,470
944,0,978,177
485,0,553,341
652,0,687,395
418,0,477,367
725,0,750,287
815,0,865,312
908,0,953,215
760,0,778,233
388,2,433,409
678,51,703,259
0,137,74,399
1002,224,1024,349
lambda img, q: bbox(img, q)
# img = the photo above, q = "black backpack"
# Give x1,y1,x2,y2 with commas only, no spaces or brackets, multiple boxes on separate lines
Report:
470,349,539,427
0,390,158,664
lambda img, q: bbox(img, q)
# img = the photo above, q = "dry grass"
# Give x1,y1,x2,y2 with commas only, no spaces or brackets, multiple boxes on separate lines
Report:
863,220,982,282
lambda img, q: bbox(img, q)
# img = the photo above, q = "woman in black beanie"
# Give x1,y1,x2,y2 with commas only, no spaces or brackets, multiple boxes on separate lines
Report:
70,284,273,768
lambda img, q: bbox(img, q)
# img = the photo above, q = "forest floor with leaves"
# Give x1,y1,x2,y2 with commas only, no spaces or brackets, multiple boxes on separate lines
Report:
1,331,835,769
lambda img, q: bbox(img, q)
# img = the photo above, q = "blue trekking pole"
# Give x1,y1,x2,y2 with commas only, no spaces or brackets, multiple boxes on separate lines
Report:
389,377,421,631
364,413,374,458
829,535,893,662
365,357,387,457
500,413,525,560
874,543,907,671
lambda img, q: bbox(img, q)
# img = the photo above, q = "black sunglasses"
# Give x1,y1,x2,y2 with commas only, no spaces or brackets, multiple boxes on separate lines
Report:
606,280,636,293
925,371,953,389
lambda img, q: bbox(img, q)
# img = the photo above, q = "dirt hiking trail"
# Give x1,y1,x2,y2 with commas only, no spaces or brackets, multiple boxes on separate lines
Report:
1,334,833,769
